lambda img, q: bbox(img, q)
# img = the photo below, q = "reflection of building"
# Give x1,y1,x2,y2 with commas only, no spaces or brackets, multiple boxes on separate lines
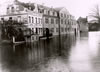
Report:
0,0,79,37
77,17,88,32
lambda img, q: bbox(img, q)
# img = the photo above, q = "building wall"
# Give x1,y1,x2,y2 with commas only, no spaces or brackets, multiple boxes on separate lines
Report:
27,13,43,35
58,8,78,35
79,22,88,32
77,17,88,32
40,7,59,36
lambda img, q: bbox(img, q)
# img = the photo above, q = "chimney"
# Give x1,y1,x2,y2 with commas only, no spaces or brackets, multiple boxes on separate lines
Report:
34,3,38,13
14,0,18,4
29,7,31,10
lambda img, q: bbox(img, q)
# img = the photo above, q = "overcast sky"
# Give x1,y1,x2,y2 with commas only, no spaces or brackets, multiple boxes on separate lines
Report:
0,0,100,19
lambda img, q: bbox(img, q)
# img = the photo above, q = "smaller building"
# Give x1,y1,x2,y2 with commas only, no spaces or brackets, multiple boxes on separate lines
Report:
77,17,88,32
88,20,100,31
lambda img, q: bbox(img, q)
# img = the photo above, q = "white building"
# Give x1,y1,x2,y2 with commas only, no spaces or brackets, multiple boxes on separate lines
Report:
0,0,43,36
0,0,79,37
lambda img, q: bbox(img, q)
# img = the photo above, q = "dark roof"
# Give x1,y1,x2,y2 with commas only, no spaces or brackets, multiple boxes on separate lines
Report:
14,0,35,10
37,4,57,12
77,17,88,23
14,0,64,12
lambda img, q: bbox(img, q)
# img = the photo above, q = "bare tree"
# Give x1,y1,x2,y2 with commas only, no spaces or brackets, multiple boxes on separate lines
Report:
89,5,100,24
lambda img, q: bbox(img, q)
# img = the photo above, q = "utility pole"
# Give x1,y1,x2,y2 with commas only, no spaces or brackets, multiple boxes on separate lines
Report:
58,15,62,56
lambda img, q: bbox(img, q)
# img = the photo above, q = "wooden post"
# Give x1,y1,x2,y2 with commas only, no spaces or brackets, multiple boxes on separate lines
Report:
12,36,15,43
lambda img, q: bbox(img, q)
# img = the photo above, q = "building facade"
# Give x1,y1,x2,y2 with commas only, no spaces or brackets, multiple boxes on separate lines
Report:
77,17,88,32
0,0,79,37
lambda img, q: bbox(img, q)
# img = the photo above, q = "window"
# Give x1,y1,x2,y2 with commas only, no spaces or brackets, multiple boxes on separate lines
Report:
12,7,14,9
44,10,46,14
67,15,69,19
1,18,4,22
68,28,70,31
61,13,63,17
53,12,55,16
39,9,44,13
65,28,67,32
56,28,59,32
68,20,70,25
29,16,31,23
51,18,54,24
48,11,50,15
45,18,49,24
61,28,64,32
55,12,57,16
50,11,52,15
56,19,58,24
51,28,54,32
7,7,9,14
32,28,34,34
9,17,12,20
70,21,72,25
35,18,37,23
38,18,41,24
12,7,14,12
40,19,42,24
61,19,63,24
32,17,34,23
65,19,67,24
16,7,19,11
66,20,68,24
64,14,66,18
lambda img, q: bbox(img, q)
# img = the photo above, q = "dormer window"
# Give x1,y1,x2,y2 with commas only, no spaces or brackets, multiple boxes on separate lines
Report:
16,7,19,11
61,13,63,17
29,16,31,23
12,7,14,12
12,7,14,9
39,9,44,13
53,12,55,16
29,7,31,10
7,7,9,14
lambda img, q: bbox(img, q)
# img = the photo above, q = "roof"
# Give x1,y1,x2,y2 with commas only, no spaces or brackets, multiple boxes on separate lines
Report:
14,0,35,10
11,0,69,14
88,20,98,23
77,17,88,23
37,4,57,12
54,7,64,11
14,0,62,12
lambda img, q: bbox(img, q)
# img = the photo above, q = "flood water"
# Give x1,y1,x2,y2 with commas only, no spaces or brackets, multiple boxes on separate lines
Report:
0,32,100,72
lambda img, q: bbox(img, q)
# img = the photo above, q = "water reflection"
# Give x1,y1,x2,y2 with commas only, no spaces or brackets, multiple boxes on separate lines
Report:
0,34,76,72
69,32,100,72
1,32,100,72
69,32,93,72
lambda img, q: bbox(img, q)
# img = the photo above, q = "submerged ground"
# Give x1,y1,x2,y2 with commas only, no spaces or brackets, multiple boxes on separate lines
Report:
0,32,100,72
